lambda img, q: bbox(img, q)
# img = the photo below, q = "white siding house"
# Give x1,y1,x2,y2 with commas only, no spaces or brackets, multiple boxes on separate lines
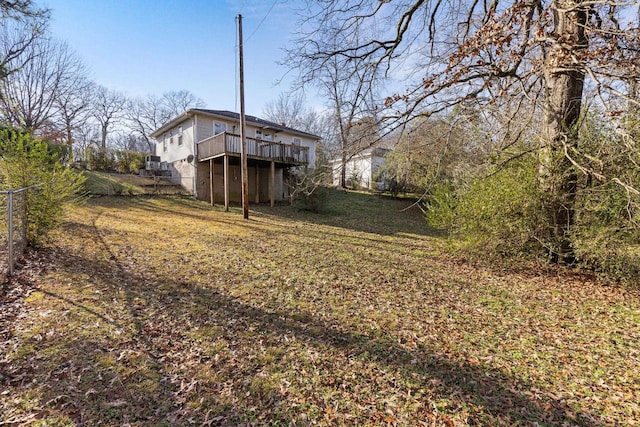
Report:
331,148,389,189
150,109,320,207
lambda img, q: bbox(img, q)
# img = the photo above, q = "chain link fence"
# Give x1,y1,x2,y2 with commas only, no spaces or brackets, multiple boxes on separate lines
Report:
0,186,38,276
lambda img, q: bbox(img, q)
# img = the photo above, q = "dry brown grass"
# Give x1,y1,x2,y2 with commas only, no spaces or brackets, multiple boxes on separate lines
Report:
1,192,639,426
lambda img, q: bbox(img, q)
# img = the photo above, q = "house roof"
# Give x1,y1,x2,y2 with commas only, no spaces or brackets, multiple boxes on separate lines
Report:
150,108,321,140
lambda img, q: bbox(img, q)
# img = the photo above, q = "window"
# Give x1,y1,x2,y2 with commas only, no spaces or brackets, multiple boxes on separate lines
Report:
292,137,301,154
214,122,227,135
163,135,168,152
264,133,273,141
168,130,173,144
178,126,183,145
255,129,263,139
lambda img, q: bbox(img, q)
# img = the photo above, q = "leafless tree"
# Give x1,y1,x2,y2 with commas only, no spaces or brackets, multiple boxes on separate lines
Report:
0,36,87,132
92,85,126,150
0,0,48,80
162,90,205,115
263,91,334,144
125,95,168,153
0,0,48,20
53,77,94,147
286,41,382,187
125,90,204,152
72,121,100,162
263,91,336,192
111,131,147,152
263,92,315,130
288,0,640,261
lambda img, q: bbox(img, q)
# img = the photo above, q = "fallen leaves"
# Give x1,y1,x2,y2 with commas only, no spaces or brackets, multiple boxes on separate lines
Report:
0,192,639,426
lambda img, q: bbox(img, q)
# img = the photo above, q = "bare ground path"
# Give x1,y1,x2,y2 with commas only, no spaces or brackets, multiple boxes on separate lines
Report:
1,194,639,426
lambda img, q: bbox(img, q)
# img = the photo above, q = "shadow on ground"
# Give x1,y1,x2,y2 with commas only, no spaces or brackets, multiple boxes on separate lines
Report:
91,190,440,238
2,232,604,426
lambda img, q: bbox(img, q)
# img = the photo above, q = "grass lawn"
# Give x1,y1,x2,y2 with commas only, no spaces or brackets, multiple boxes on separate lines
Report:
80,171,185,196
1,191,639,426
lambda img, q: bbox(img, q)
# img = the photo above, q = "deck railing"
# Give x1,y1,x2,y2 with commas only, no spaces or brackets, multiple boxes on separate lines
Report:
197,132,309,164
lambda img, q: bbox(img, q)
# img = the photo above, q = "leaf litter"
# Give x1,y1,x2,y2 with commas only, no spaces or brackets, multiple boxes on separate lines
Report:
0,193,638,426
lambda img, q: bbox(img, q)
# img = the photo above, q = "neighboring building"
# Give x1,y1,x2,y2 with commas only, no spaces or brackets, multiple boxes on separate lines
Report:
150,109,320,207
331,147,389,190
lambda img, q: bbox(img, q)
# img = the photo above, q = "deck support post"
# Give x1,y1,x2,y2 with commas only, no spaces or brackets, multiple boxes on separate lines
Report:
209,159,214,206
255,164,260,203
270,160,275,208
224,155,229,211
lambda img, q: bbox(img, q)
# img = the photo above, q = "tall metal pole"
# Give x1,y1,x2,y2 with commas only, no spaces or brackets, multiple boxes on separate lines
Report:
238,14,249,220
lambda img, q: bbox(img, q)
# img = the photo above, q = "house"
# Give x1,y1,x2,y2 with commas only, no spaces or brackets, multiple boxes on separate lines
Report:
150,109,320,207
331,147,389,190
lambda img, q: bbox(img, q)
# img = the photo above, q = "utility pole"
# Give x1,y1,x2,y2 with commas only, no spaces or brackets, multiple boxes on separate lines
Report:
238,14,249,219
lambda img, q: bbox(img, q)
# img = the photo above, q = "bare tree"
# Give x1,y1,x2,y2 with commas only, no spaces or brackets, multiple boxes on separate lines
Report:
263,92,315,129
125,90,204,152
53,77,94,146
92,85,126,150
0,36,87,132
72,121,100,162
286,43,382,187
0,0,48,80
161,90,205,115
111,131,147,152
263,91,333,145
125,94,169,153
333,59,381,188
0,0,48,20
289,0,640,261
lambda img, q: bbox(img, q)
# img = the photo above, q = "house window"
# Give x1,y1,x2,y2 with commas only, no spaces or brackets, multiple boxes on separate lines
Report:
292,137,301,154
168,130,173,144
214,122,227,135
163,135,168,152
264,133,273,141
255,129,263,139
178,126,183,145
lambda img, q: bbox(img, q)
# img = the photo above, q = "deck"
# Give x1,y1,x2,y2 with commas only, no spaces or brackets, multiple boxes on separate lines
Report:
197,132,309,165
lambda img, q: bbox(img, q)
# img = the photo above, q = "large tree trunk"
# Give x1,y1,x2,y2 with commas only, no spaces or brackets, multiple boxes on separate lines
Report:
340,150,347,188
539,0,589,263
100,123,108,150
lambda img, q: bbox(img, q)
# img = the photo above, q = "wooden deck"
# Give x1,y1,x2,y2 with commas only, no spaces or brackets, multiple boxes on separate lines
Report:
197,132,309,165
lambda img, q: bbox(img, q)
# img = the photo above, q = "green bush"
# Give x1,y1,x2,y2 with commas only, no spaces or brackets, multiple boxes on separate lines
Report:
86,147,116,171
571,177,640,282
419,108,640,281
115,150,145,174
424,181,458,230
426,154,547,257
567,112,640,281
571,226,640,283
0,128,85,246
425,114,640,281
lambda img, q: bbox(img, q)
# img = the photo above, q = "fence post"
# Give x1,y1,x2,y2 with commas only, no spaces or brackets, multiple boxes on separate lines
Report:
7,190,13,276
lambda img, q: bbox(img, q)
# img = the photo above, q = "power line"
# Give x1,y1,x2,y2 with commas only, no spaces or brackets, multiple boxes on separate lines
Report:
238,0,248,14
246,0,278,42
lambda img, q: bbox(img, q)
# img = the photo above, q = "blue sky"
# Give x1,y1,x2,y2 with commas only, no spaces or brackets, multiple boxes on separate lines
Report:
42,0,311,115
